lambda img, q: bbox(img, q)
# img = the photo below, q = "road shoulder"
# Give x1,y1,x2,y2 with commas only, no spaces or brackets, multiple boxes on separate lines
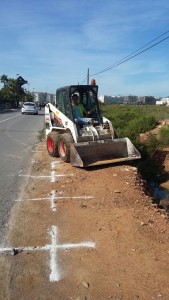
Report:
1,139,169,300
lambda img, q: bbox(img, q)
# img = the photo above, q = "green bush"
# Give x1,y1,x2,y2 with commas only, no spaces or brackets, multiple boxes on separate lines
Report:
158,125,169,146
144,134,160,157
101,104,169,181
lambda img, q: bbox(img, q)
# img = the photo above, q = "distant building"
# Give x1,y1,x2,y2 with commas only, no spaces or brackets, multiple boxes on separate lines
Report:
156,97,169,105
33,92,56,106
137,96,156,105
99,95,124,104
124,95,138,104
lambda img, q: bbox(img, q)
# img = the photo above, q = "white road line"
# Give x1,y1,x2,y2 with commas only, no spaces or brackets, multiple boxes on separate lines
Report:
0,226,96,282
0,114,20,124
1,154,22,159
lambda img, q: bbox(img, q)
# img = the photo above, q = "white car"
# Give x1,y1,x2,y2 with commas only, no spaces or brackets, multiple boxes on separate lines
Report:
21,102,38,115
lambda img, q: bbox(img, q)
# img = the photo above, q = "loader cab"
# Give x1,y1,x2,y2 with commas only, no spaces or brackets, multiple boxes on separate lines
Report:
56,85,103,126
56,87,73,121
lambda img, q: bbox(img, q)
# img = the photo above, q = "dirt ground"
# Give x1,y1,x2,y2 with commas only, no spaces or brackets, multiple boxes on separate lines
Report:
0,139,169,300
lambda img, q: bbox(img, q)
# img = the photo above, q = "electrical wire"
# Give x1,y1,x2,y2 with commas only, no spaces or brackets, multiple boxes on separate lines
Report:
80,30,169,83
91,34,169,76
80,77,87,84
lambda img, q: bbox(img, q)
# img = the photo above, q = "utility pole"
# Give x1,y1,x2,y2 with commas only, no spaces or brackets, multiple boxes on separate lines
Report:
87,68,89,85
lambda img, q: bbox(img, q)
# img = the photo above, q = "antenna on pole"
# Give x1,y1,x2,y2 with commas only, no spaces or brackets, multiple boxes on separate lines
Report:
87,68,89,85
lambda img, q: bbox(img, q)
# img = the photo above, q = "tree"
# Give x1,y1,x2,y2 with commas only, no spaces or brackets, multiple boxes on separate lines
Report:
0,74,9,87
0,74,29,108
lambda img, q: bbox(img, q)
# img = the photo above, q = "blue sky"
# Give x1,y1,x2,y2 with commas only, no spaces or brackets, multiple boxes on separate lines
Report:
0,0,169,97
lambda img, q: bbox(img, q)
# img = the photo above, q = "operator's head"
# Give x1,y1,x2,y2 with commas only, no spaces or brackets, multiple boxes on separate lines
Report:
72,94,79,104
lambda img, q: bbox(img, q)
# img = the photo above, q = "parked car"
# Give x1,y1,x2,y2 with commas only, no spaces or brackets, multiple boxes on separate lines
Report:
21,102,38,115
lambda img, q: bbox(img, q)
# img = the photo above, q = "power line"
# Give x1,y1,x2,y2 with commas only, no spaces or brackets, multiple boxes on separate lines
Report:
80,30,169,83
80,77,87,85
91,34,169,76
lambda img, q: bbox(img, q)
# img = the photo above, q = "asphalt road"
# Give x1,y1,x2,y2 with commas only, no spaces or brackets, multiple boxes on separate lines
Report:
0,109,44,243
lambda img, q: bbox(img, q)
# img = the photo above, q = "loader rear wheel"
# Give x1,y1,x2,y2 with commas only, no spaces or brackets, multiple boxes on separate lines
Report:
58,133,73,163
47,132,59,157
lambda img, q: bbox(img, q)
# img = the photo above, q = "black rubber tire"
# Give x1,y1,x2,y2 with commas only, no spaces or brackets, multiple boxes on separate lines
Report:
58,133,73,163
47,132,59,157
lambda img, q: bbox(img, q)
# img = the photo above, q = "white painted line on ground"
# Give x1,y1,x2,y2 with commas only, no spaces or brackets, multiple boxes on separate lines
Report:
15,197,51,202
51,171,56,183
50,171,74,183
51,161,62,170
15,194,94,213
1,154,22,159
55,196,94,199
16,197,50,201
17,173,73,182
50,225,60,281
19,175,51,178
0,114,20,124
50,190,56,211
16,195,94,202
0,226,96,282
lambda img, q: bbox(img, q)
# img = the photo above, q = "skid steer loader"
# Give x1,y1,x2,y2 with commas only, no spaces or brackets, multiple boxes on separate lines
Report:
45,83,141,167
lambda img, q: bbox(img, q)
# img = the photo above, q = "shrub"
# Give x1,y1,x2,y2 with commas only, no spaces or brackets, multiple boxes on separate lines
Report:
158,126,169,146
144,134,160,157
101,104,169,182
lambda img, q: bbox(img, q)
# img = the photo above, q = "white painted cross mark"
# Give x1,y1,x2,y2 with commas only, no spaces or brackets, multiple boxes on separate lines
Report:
51,161,63,170
17,171,73,183
0,226,96,282
16,191,94,212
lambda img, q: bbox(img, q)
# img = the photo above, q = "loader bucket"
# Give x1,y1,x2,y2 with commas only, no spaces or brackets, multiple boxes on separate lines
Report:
70,138,141,167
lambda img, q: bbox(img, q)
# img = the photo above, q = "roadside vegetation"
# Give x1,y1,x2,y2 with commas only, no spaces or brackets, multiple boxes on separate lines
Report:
0,74,33,109
38,124,45,141
101,104,169,182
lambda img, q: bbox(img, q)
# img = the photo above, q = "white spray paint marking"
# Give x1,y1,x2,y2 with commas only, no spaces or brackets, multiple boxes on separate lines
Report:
51,161,62,170
55,196,94,200
16,173,73,182
16,197,50,201
51,170,56,182
0,226,96,282
50,171,74,183
16,195,94,202
50,225,60,281
15,194,94,212
50,190,56,211
18,174,51,179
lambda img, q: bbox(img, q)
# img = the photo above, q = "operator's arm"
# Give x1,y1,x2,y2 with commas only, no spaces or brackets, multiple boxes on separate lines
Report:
81,103,96,116
85,106,96,115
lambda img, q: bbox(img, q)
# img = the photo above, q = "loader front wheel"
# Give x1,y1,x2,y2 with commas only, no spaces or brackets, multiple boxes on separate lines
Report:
58,133,73,163
47,132,59,157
